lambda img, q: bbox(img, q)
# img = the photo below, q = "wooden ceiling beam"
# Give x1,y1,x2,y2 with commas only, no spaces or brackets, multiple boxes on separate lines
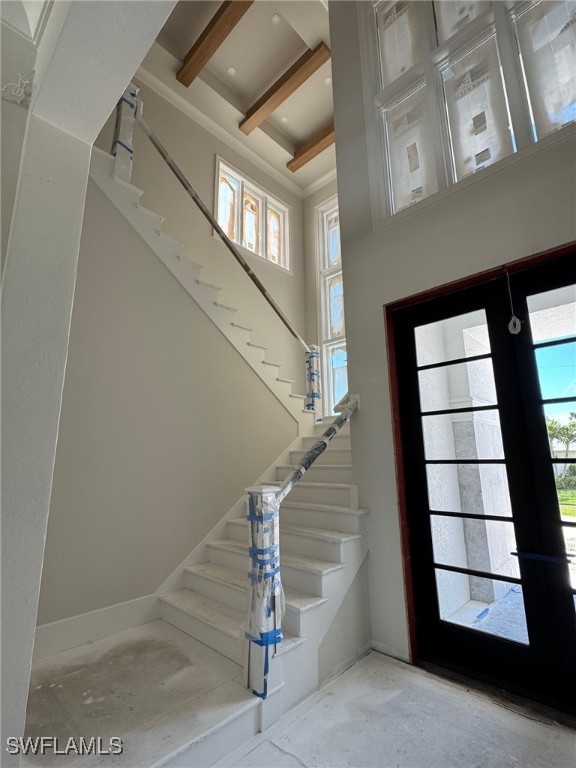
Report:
240,41,331,135
287,122,335,172
177,0,254,87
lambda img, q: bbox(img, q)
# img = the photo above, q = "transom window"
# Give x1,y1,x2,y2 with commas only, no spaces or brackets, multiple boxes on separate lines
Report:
216,159,290,270
364,0,576,218
316,197,348,416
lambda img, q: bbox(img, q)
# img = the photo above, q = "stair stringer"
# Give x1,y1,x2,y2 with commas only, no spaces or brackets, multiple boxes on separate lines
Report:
155,430,317,598
89,147,315,430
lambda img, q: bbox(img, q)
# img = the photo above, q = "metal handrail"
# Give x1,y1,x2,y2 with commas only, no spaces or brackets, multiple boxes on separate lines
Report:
276,393,359,504
133,107,310,354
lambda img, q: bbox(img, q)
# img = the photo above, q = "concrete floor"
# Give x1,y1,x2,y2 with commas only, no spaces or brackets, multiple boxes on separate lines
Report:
24,623,576,768
218,654,576,768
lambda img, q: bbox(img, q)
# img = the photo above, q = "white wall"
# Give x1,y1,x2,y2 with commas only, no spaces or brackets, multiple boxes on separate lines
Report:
329,1,576,661
0,23,36,272
96,81,309,392
37,182,297,624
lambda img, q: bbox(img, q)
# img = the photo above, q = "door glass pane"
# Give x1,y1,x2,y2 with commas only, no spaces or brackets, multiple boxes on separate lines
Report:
427,463,513,517
527,284,576,343
383,86,439,212
418,358,497,412
376,1,421,87
441,35,514,180
422,410,505,460
415,309,490,367
435,569,529,643
558,473,576,523
534,342,576,400
434,1,490,44
431,515,520,578
514,1,576,139
563,526,576,588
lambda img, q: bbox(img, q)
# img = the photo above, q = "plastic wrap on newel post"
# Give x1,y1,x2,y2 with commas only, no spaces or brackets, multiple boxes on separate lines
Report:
305,345,322,420
244,486,285,700
112,83,139,183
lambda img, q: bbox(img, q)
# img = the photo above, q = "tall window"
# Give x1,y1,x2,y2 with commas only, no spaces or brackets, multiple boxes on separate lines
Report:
316,197,348,416
216,159,290,270
364,1,576,218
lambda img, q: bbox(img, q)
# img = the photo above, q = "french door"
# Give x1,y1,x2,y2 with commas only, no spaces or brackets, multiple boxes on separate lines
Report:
391,253,576,711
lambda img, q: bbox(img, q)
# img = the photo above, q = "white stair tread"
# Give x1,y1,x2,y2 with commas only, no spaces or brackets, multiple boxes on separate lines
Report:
161,589,304,650
185,562,327,612
269,480,356,491
208,539,345,575
160,590,243,638
280,500,369,516
229,518,361,543
278,464,353,471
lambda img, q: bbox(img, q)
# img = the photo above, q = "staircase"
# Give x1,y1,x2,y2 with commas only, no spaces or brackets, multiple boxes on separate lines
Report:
86,142,369,758
89,147,315,428
159,419,368,724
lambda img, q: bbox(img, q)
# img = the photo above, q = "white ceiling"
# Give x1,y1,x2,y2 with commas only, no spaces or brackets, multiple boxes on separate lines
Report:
153,0,336,195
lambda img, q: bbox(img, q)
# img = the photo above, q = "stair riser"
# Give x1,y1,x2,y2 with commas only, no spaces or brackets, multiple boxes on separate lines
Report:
314,421,350,435
276,466,353,484
207,545,329,596
184,570,248,613
160,601,243,665
280,484,358,507
280,506,364,534
227,520,346,563
207,544,249,573
290,449,351,466
279,532,345,563
302,436,351,450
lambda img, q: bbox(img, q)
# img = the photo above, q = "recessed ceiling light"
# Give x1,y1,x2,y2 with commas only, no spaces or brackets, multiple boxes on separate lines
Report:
324,76,332,86
281,116,289,123
227,67,237,77
271,14,281,25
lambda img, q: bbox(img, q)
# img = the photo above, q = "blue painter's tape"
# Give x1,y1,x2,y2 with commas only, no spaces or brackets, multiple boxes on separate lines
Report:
249,546,279,556
111,139,134,156
245,628,282,647
247,512,276,522
248,567,280,581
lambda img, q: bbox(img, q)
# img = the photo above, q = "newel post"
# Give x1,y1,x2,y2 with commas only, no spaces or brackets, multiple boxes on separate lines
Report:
111,82,139,183
305,344,322,418
244,485,285,700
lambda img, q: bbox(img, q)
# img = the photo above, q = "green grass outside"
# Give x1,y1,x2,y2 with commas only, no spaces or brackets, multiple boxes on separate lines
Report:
559,488,576,519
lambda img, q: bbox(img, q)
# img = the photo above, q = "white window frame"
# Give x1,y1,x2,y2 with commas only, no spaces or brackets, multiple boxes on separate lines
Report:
358,1,566,228
315,195,348,417
215,157,291,271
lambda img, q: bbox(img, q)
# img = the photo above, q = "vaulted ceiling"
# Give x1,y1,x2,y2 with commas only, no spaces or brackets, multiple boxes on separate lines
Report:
154,0,336,193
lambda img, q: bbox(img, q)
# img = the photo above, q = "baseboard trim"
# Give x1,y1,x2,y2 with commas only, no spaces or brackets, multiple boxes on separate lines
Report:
33,594,160,661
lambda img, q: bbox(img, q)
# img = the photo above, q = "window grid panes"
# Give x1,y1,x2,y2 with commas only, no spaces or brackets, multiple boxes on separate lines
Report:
215,159,289,270
316,197,348,416
370,0,576,217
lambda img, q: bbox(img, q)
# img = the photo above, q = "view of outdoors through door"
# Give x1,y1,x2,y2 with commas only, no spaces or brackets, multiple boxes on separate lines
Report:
391,254,576,711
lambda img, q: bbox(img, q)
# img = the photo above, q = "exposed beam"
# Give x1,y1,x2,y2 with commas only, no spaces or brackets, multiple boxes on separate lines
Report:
240,42,331,135
177,0,253,87
287,122,335,172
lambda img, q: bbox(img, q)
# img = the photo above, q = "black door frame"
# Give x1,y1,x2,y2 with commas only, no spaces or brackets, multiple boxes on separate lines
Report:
387,247,576,712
